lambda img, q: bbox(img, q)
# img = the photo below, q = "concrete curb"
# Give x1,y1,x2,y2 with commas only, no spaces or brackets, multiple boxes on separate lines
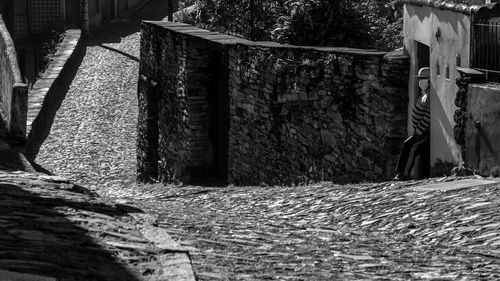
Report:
140,225,197,280
26,29,82,136
130,212,197,281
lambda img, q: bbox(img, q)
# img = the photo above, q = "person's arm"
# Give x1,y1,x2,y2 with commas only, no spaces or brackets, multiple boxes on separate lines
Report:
411,94,430,136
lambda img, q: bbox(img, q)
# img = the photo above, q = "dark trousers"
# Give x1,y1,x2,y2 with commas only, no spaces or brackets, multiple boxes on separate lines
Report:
395,134,430,178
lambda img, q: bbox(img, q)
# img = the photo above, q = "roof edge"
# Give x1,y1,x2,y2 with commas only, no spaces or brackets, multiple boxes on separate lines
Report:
400,0,482,15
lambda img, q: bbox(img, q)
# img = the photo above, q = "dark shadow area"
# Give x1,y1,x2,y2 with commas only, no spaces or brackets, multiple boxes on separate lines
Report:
0,139,35,172
206,52,229,187
85,0,170,46
0,115,8,139
184,50,229,188
29,161,54,175
97,44,139,62
478,126,495,156
473,124,497,170
0,181,143,281
26,0,170,172
85,19,141,46
25,46,86,165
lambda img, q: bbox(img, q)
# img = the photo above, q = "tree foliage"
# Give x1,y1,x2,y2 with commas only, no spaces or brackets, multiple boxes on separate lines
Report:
182,0,405,51
192,0,287,41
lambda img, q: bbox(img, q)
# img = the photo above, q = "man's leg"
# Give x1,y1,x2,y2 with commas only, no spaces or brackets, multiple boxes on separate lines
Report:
405,137,430,177
395,135,418,177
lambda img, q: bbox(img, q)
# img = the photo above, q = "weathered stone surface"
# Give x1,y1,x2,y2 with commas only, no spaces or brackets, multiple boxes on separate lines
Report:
228,45,409,185
466,83,500,176
0,14,28,145
0,139,35,172
138,22,410,185
126,176,500,280
0,170,196,281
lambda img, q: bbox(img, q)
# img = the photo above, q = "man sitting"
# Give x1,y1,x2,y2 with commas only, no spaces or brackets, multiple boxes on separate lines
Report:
394,67,430,180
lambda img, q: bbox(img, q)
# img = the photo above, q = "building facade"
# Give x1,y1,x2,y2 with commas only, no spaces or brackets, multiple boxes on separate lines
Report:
403,0,477,175
403,0,500,176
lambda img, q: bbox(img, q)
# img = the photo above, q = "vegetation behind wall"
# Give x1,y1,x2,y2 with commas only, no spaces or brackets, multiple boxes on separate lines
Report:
179,0,484,51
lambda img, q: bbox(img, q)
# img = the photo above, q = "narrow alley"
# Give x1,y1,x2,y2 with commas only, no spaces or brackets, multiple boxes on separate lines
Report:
35,15,145,196
1,1,500,280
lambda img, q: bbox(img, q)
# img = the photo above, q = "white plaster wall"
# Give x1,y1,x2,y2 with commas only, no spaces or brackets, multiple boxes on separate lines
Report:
403,4,471,173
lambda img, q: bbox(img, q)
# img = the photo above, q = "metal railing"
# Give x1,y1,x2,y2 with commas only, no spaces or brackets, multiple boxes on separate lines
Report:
472,22,500,83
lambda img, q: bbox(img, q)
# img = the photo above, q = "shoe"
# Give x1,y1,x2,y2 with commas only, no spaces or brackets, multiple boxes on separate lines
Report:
393,173,406,181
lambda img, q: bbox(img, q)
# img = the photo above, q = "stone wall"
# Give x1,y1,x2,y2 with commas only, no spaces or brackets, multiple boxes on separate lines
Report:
465,83,500,176
0,14,28,145
228,45,409,185
138,22,238,183
138,21,410,185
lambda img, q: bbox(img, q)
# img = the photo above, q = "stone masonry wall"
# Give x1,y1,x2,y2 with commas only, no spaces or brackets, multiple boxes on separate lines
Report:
138,21,409,185
465,83,500,177
228,45,409,185
138,22,237,182
0,14,28,145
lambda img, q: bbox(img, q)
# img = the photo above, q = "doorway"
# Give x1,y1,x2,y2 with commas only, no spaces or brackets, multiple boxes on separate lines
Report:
208,52,230,185
65,0,81,28
416,42,429,69
414,41,430,178
189,51,229,186
111,0,117,19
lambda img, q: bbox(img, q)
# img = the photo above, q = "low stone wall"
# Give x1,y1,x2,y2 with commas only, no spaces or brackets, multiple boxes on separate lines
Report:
228,45,409,185
138,21,410,185
25,29,82,160
0,14,28,145
465,83,500,176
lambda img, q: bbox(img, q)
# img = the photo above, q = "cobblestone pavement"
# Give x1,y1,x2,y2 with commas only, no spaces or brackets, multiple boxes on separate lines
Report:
28,3,500,280
34,19,141,195
98,178,500,280
33,0,171,196
0,170,194,281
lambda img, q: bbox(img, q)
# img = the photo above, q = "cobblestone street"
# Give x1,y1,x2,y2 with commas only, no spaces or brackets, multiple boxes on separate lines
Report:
0,170,194,281
35,19,141,195
22,3,500,281
106,178,500,280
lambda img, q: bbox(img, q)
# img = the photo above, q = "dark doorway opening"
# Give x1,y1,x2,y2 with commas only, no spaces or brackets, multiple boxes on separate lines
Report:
208,52,230,186
190,51,230,186
111,0,117,20
65,0,81,28
414,41,430,178
416,41,430,69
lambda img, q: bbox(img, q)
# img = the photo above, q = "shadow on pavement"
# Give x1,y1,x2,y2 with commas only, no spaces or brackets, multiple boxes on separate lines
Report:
25,44,86,166
26,0,170,169
0,140,35,172
85,0,170,46
97,44,140,62
0,181,143,280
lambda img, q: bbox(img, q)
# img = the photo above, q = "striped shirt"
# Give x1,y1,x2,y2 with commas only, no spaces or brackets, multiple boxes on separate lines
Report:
411,90,430,136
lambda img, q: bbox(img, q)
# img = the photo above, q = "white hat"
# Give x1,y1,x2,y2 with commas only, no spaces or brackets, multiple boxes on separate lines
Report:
415,67,430,79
